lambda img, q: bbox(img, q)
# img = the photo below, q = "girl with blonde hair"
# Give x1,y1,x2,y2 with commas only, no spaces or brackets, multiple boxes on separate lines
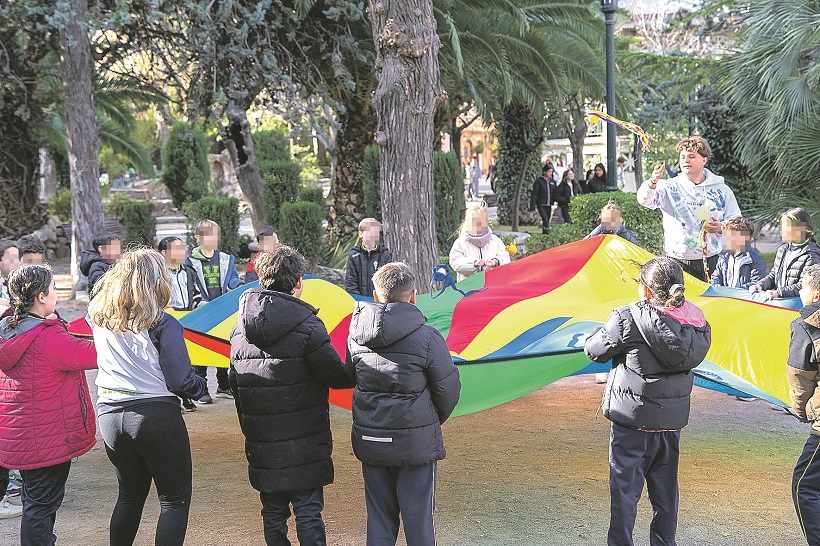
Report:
88,248,206,546
449,206,510,281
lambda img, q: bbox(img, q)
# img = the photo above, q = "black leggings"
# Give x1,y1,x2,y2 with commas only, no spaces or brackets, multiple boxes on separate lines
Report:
99,401,193,546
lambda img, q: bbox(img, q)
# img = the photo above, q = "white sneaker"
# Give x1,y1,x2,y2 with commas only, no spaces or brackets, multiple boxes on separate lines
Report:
0,498,22,519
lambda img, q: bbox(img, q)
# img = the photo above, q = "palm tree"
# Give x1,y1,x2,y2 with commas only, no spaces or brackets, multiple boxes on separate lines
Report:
722,0,820,222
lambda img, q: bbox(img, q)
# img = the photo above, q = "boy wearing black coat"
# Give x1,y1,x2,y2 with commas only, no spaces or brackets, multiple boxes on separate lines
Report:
347,262,461,546
787,265,820,545
229,245,354,546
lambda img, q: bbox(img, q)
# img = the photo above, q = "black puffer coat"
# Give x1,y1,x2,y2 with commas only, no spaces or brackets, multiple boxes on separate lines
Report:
758,241,820,298
229,288,354,492
347,301,461,466
344,243,393,296
79,250,112,294
584,300,711,431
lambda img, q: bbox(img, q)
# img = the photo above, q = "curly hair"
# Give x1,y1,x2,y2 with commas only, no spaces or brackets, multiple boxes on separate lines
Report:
675,136,712,160
722,217,754,235
6,265,53,329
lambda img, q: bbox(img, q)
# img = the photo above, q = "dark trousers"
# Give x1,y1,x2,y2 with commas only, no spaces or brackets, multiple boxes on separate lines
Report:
793,434,820,545
0,465,8,497
99,401,193,546
669,255,719,283
19,461,71,546
194,365,229,391
608,423,680,546
260,487,325,546
558,205,571,224
537,205,551,233
362,462,437,546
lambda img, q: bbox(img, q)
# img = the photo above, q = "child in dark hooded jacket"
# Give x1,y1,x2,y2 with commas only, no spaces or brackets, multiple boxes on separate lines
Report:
585,257,711,546
347,261,461,546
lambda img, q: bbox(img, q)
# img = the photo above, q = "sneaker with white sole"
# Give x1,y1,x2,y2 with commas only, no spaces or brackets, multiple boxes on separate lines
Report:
215,388,233,399
0,498,22,519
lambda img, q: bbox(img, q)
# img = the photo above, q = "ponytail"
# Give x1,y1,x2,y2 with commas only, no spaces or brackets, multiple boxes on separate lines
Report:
638,258,686,309
6,265,53,329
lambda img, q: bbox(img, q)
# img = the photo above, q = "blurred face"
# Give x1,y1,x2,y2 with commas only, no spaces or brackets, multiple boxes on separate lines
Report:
567,171,574,181
799,275,820,306
782,219,809,244
21,252,44,265
601,209,623,232
258,233,279,254
360,226,381,248
723,229,751,254
0,247,20,277
197,229,220,250
162,240,187,267
545,168,553,179
100,240,122,262
679,150,708,179
467,211,488,235
595,166,604,177
42,277,58,316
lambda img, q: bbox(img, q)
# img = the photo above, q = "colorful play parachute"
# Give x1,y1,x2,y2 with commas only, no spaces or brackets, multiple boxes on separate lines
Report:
69,236,799,417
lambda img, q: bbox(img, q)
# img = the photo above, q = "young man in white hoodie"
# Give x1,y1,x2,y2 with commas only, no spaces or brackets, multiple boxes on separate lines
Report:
637,136,742,282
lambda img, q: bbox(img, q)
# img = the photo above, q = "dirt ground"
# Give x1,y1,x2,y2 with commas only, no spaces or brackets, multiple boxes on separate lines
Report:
0,265,809,545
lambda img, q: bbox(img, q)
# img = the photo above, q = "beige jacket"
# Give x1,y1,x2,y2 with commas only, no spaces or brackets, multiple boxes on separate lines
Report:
448,234,511,282
787,302,820,436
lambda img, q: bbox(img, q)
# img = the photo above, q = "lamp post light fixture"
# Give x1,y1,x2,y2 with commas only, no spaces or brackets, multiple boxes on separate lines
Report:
601,0,617,190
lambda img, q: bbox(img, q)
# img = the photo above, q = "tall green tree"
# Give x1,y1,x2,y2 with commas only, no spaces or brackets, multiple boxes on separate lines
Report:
723,0,820,222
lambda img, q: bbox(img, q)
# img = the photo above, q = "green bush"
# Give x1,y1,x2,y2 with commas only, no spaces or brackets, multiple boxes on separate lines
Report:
568,192,663,254
48,187,72,223
525,224,586,255
161,121,211,210
279,201,326,262
361,146,381,220
183,197,241,256
122,200,156,247
105,192,135,221
434,151,466,251
298,186,325,205
263,159,302,228
254,129,291,173
236,234,254,261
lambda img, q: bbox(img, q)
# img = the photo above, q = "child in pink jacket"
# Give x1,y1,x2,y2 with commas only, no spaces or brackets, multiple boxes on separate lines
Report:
0,265,97,545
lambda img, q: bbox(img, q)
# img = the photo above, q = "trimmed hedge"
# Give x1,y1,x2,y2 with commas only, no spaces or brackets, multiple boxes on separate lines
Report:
279,201,325,262
526,192,663,255
161,121,210,210
122,200,156,247
254,129,291,171
298,186,325,205
263,159,302,228
434,151,466,251
183,197,241,256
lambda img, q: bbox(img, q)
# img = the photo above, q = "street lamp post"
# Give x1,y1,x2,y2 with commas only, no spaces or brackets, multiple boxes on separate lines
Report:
601,0,617,190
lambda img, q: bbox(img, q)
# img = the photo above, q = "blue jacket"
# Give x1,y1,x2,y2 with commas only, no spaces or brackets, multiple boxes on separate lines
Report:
184,247,243,303
710,249,766,290
585,224,638,245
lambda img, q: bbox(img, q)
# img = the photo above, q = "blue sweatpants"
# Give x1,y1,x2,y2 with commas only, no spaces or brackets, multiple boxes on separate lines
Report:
793,434,820,545
362,462,437,546
608,422,680,546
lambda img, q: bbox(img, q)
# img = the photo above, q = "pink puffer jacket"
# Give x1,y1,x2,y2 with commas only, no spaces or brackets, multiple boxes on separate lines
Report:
0,317,97,470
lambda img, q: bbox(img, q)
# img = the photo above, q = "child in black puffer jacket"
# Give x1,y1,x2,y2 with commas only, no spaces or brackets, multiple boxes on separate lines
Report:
585,257,712,546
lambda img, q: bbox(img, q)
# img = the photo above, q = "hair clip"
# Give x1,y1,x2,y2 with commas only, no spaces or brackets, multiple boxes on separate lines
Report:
669,283,685,294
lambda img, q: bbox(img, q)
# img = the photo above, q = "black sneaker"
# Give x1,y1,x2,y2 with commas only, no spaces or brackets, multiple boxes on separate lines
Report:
181,399,197,412
215,387,233,399
199,393,213,404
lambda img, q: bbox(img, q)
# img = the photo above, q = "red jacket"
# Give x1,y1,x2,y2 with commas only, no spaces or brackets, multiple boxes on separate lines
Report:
0,318,97,470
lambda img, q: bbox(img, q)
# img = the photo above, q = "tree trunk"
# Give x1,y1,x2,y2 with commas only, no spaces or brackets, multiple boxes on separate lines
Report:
563,91,588,179
330,93,378,238
60,0,105,293
223,101,267,235
369,0,441,290
511,149,535,232
634,133,643,189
